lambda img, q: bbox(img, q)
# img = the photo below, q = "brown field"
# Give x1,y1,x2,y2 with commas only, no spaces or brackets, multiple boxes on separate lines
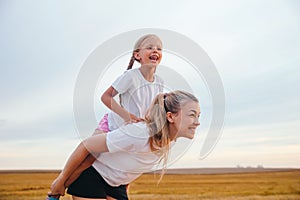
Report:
0,169,299,200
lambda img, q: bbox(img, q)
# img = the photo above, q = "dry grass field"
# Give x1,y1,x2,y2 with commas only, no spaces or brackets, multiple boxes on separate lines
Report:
0,169,299,200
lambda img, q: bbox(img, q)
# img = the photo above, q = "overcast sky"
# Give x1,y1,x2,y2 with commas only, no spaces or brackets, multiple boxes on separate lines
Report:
0,0,299,169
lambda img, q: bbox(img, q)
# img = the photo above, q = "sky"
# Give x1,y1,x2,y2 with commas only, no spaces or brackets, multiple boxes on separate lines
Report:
0,0,300,170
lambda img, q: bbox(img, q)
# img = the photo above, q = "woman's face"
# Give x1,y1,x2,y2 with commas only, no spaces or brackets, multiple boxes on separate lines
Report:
172,101,201,140
135,36,163,66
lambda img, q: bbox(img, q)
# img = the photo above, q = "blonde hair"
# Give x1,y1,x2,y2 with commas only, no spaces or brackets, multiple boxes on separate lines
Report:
127,34,162,70
144,90,199,180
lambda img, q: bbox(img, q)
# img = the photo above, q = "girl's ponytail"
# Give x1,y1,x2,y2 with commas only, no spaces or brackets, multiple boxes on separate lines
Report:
127,54,136,70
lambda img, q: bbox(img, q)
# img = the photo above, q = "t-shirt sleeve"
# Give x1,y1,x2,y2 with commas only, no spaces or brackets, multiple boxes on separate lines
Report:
106,123,147,153
111,71,133,94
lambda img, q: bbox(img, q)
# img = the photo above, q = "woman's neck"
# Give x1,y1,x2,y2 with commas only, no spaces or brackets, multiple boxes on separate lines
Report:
168,124,178,141
139,64,157,82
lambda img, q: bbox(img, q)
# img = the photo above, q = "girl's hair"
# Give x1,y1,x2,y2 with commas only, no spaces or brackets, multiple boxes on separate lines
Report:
144,90,199,178
127,34,162,70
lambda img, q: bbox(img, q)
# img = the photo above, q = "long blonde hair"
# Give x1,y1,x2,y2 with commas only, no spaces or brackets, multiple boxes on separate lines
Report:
145,90,199,175
127,34,162,70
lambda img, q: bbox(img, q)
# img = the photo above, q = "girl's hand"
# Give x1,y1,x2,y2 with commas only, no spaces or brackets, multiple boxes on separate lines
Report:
125,113,144,124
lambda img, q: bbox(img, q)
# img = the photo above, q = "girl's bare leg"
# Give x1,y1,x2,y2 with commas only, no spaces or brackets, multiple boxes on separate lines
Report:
49,130,106,196
65,130,105,186
65,154,97,187
49,142,90,196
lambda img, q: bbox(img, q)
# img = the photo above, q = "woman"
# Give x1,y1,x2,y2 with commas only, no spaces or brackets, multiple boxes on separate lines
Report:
48,90,201,200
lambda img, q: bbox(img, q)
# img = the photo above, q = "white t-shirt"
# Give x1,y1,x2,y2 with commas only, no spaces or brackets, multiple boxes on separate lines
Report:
92,122,161,186
108,68,164,131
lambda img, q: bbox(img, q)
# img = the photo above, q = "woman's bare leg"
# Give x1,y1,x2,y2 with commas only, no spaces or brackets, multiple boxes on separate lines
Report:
106,196,117,200
72,195,106,200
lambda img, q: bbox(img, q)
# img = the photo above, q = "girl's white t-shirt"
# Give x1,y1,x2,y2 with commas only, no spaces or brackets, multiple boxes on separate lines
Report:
92,122,161,186
107,68,164,131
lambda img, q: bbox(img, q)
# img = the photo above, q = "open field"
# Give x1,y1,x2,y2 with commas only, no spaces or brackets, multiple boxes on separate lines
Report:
0,169,299,200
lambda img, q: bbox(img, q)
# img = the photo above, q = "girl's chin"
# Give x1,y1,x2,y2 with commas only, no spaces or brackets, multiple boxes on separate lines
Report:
142,63,158,67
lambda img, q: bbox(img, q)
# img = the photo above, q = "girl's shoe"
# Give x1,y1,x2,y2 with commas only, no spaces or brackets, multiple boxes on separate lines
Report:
46,195,60,200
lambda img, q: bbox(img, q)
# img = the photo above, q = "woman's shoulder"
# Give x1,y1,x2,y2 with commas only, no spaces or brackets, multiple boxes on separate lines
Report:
119,122,149,139
106,122,150,152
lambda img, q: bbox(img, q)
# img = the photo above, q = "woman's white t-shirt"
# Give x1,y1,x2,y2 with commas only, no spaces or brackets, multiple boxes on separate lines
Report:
107,68,164,131
92,122,161,186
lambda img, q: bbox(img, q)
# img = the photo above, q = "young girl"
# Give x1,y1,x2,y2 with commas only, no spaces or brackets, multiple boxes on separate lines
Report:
48,90,201,200
99,33,164,130
47,34,164,199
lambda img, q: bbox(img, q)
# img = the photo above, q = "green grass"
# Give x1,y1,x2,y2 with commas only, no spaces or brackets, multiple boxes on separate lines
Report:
0,170,299,200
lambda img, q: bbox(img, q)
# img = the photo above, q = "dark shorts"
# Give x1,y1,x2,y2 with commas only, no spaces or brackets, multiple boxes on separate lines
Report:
67,166,128,200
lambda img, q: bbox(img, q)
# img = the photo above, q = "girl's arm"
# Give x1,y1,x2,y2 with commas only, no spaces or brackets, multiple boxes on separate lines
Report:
101,86,143,123
49,134,108,196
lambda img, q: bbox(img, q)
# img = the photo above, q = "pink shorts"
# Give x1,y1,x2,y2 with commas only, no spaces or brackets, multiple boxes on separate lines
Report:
96,113,110,132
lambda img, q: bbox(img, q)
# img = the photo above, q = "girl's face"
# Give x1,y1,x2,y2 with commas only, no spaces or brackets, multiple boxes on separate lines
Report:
135,37,163,66
170,101,201,140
